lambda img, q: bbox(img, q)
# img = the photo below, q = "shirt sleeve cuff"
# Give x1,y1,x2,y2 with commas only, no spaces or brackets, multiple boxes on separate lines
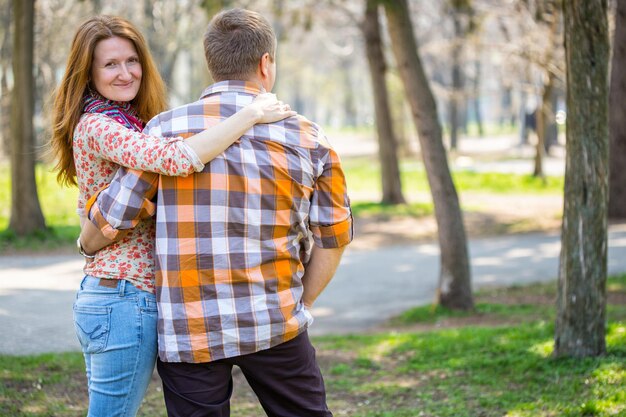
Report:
87,199,125,240
85,187,130,240
311,214,354,248
177,140,205,173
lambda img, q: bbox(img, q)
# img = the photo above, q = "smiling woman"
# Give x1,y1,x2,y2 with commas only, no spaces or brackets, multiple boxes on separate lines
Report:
91,36,142,102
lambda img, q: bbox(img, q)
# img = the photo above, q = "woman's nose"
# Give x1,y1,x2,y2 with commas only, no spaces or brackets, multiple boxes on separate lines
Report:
118,64,132,80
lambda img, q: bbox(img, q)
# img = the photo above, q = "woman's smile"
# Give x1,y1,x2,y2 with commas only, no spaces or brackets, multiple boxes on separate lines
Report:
91,36,142,102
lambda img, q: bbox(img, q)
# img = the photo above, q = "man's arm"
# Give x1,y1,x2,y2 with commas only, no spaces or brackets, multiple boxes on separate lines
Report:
301,245,346,308
79,166,159,254
303,131,354,308
79,217,116,255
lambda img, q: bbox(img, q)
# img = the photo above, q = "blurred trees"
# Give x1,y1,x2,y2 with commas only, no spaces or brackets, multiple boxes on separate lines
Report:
141,1,207,88
492,0,564,176
528,0,562,178
446,0,473,151
10,0,46,235
0,0,578,168
384,0,473,310
555,0,609,358
362,0,404,204
609,0,626,219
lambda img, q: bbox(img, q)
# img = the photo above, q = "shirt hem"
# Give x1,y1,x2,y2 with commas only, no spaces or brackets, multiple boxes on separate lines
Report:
157,324,309,364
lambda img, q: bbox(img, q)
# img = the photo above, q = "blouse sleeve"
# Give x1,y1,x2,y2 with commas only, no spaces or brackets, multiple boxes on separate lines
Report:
77,113,204,176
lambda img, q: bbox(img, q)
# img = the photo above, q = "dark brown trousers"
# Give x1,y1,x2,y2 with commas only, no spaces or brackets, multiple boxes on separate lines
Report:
157,331,332,417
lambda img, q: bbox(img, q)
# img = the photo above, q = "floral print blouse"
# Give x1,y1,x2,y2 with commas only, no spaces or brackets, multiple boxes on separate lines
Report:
74,112,204,293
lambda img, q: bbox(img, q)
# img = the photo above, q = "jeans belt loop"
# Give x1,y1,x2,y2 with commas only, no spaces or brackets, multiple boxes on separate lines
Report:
119,278,126,297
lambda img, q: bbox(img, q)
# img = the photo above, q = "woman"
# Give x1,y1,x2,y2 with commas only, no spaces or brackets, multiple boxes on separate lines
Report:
49,15,293,417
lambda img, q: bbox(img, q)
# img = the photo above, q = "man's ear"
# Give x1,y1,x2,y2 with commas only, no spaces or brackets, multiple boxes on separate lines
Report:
259,52,272,79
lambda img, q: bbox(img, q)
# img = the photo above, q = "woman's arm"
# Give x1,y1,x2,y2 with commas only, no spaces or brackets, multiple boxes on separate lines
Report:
186,93,294,163
82,93,294,176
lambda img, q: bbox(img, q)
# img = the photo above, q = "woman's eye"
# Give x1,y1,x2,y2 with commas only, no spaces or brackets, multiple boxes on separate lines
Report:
128,57,139,64
105,62,117,68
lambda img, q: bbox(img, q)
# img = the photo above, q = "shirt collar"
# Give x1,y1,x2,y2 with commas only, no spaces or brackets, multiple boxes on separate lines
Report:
199,80,265,99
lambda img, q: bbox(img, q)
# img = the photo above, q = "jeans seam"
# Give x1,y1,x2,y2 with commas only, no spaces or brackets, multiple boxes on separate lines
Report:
119,298,143,417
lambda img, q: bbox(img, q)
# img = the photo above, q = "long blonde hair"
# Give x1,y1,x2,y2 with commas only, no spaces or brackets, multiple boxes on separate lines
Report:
50,15,167,186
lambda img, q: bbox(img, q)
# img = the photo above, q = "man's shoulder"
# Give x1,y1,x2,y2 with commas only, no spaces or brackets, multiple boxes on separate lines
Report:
278,113,332,150
144,99,206,134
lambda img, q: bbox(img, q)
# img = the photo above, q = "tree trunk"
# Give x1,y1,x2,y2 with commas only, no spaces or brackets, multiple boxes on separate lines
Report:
143,0,180,86
534,2,560,178
555,0,609,358
544,90,559,154
342,58,358,128
384,0,473,310
500,84,512,128
534,73,555,178
1,63,10,158
362,0,405,205
9,0,46,235
449,13,462,150
0,4,12,157
609,0,626,219
271,0,286,92
472,58,484,137
519,89,529,145
459,98,468,135
292,72,305,115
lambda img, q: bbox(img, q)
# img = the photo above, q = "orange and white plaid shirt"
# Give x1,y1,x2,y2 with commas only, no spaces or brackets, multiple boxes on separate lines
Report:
88,81,353,363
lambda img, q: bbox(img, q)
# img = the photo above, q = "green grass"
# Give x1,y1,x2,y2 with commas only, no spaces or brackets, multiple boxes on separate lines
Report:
391,302,551,325
1,276,625,416
343,157,564,196
350,201,433,219
344,157,563,219
321,323,625,417
394,274,626,326
0,164,79,253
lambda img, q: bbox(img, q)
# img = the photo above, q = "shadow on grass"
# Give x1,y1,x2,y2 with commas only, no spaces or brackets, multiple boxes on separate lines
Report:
316,322,626,417
314,276,626,416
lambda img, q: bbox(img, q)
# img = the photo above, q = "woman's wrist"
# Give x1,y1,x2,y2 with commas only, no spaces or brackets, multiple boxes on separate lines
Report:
243,103,263,124
77,236,96,259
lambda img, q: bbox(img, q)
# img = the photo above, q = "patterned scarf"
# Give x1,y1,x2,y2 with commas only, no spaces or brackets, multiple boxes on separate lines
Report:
83,91,145,132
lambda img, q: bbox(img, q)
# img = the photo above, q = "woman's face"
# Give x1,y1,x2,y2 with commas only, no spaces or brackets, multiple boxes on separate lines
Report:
91,36,142,102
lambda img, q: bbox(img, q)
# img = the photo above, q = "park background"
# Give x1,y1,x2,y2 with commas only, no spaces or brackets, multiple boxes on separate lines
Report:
1,0,626,416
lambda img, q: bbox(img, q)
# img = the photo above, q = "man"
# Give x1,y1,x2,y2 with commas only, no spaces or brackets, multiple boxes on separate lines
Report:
83,8,352,416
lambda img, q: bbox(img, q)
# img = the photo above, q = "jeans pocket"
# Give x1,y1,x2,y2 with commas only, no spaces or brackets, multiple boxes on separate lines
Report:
73,304,111,354
141,297,158,313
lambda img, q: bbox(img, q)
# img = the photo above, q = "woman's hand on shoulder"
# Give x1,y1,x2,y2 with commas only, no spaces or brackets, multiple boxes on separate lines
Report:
248,93,296,124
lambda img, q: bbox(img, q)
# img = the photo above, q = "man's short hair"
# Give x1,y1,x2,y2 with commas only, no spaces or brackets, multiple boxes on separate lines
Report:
204,9,276,81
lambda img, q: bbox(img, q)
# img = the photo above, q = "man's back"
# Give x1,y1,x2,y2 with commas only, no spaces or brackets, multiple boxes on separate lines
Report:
145,81,353,363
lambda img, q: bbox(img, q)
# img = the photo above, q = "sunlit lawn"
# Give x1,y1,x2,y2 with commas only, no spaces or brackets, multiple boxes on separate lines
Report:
342,157,564,196
0,159,564,252
0,164,79,252
1,275,624,417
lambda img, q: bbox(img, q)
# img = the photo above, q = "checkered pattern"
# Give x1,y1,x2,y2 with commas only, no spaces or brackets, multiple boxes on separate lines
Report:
88,81,353,363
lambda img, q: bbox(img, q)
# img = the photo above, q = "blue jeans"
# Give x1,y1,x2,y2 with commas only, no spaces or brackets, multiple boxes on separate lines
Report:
73,276,158,417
